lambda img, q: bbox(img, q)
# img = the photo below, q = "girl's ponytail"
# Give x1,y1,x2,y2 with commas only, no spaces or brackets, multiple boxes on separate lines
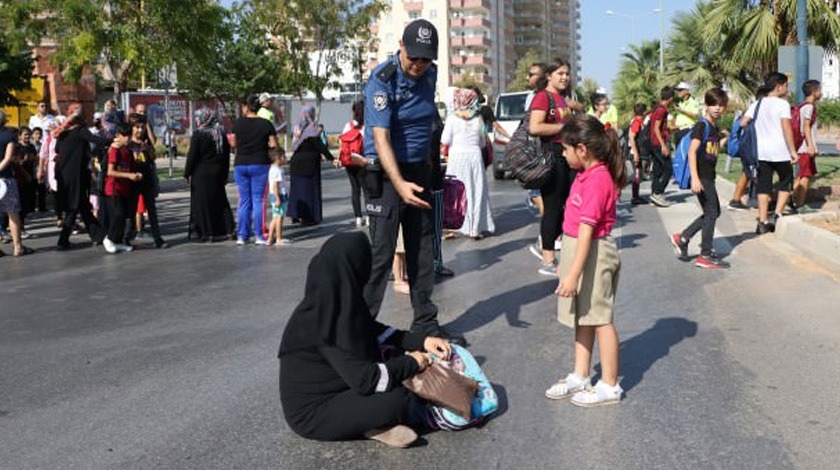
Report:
603,126,627,189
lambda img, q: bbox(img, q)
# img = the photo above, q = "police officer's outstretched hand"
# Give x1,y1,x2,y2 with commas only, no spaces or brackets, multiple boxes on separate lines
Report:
396,180,431,209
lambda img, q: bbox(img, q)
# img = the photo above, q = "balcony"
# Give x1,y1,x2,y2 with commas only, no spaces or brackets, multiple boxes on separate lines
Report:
404,1,423,12
450,0,490,11
450,35,491,48
451,16,491,29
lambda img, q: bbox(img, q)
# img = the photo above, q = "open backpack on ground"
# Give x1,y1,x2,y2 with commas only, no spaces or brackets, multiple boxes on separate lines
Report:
504,90,556,189
672,118,710,190
423,344,498,431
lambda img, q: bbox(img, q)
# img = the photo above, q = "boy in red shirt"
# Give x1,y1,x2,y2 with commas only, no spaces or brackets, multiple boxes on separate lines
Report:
103,123,143,254
649,86,675,207
627,103,648,205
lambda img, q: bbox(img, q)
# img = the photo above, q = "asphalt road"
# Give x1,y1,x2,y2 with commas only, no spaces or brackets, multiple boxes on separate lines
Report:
1,166,839,469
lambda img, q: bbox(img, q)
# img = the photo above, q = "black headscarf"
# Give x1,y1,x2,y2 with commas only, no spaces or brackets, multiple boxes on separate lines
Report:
278,232,379,358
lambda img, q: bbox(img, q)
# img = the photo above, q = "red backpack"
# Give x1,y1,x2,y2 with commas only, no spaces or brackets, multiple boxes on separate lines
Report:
339,122,364,167
791,101,817,150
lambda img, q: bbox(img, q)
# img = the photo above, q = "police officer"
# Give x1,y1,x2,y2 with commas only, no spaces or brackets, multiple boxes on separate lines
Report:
362,19,465,345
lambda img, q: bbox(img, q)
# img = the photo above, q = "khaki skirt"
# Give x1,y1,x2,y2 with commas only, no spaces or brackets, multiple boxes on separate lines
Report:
557,235,621,328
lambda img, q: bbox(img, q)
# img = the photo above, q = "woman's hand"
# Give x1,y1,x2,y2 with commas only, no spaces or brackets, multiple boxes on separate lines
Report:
423,337,451,361
409,351,432,371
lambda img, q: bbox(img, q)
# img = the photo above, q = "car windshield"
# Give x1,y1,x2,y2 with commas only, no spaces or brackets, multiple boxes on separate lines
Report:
495,94,528,121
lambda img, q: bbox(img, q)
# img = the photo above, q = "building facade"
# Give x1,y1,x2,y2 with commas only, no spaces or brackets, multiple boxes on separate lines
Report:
370,0,581,99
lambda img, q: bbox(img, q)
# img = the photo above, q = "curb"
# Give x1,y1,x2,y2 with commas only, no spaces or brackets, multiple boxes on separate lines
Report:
715,174,840,275
775,211,840,274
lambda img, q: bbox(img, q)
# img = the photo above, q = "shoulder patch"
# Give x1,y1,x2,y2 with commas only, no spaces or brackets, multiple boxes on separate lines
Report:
376,62,398,83
373,91,389,111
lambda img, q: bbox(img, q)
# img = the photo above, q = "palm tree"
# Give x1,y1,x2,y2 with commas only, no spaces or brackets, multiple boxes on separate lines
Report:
703,0,840,78
612,40,661,124
663,1,757,107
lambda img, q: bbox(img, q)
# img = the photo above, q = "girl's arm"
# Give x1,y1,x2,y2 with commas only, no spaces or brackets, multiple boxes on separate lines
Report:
271,179,280,199
529,109,563,137
0,141,15,172
107,162,142,181
688,138,703,193
556,224,594,298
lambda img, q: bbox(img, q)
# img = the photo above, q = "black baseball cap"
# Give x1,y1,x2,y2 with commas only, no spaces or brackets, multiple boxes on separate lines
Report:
402,19,438,60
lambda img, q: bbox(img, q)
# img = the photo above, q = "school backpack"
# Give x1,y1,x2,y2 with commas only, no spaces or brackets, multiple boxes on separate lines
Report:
738,99,762,168
791,101,818,151
338,122,364,167
672,119,711,190
636,114,654,157
442,175,466,230
425,344,498,431
504,90,556,189
727,112,742,157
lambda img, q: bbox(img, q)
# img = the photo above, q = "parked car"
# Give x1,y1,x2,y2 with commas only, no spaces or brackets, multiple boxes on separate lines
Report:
490,91,529,180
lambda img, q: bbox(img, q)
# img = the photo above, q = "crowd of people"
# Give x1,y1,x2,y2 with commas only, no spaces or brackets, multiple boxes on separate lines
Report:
3,15,838,451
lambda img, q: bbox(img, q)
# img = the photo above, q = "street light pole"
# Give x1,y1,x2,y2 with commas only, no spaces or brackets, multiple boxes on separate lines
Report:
605,8,662,47
659,0,664,73
796,0,808,101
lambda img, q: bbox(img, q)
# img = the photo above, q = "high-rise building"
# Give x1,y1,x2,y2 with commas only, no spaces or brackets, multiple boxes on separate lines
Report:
369,0,581,99
512,0,581,81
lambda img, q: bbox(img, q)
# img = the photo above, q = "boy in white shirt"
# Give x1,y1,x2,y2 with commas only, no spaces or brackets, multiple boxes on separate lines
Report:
267,153,290,245
740,72,800,234
792,80,822,209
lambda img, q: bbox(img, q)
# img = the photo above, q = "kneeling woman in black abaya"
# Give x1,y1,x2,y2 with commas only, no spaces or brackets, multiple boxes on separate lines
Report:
279,232,450,448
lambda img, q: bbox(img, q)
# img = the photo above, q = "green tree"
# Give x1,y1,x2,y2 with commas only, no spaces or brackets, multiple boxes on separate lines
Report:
251,0,387,108
454,72,490,96
38,0,228,101
612,40,661,123
663,1,756,107
702,0,840,77
177,3,288,111
507,49,541,92
0,36,34,106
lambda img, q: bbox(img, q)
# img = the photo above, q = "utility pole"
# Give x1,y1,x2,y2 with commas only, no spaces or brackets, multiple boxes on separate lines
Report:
796,0,808,101
659,0,664,73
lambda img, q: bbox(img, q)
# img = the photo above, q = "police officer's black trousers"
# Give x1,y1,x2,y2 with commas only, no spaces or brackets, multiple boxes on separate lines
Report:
363,162,439,333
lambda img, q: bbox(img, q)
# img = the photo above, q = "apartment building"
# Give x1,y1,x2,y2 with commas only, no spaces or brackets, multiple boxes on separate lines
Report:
370,0,581,98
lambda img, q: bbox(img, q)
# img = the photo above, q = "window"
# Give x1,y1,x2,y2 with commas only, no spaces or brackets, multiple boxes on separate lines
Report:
429,9,437,19
408,11,420,20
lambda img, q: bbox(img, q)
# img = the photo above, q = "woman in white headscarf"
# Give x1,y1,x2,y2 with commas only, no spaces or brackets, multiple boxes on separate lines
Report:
442,88,494,239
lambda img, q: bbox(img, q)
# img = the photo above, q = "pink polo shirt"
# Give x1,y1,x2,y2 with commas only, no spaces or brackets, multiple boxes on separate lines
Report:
562,163,618,239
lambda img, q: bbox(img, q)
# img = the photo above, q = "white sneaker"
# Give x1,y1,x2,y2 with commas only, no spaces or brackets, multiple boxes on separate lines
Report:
277,238,291,246
254,237,269,246
528,242,543,260
546,373,591,400
116,243,133,253
20,230,32,239
103,237,117,254
236,238,246,245
571,380,623,407
650,194,671,207
537,261,558,277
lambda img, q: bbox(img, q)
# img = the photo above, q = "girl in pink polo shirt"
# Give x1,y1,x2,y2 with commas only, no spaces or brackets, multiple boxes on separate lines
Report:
544,115,627,407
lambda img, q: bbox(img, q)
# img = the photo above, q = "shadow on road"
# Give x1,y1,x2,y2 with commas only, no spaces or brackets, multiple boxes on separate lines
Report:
595,317,698,393
445,279,556,334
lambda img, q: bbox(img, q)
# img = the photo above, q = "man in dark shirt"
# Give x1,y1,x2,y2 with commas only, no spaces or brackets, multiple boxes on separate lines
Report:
362,19,464,346
649,86,675,207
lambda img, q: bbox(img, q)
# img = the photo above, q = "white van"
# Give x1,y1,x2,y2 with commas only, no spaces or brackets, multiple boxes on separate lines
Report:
490,91,529,180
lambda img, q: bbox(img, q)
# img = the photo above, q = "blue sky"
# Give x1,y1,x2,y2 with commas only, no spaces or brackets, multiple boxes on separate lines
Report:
581,0,697,93
219,0,698,93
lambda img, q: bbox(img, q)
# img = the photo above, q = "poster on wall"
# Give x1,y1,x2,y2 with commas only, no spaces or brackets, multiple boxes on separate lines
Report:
125,92,234,137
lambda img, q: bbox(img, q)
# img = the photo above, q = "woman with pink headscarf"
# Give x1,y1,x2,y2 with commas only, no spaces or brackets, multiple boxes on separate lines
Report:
442,88,494,239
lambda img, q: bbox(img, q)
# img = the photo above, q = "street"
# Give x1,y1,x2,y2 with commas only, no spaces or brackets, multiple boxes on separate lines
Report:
1,167,839,469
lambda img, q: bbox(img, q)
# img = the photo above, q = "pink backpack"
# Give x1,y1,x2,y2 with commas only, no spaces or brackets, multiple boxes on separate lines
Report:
443,175,466,230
